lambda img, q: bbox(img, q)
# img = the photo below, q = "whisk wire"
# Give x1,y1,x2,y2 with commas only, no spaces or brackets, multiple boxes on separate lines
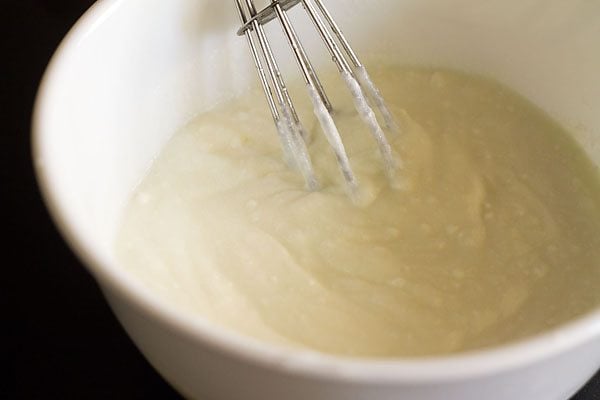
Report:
234,0,279,122
272,1,332,111
236,0,400,194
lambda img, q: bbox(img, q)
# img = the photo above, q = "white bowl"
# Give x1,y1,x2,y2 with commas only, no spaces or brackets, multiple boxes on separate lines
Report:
33,0,600,399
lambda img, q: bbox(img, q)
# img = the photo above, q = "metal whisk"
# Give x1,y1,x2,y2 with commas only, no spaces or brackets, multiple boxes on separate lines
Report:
235,0,400,194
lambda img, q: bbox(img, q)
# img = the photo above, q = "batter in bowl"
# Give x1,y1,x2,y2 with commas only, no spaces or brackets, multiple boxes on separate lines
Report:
116,65,600,357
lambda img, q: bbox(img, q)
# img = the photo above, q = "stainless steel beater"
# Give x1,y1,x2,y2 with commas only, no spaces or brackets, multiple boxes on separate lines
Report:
235,0,400,194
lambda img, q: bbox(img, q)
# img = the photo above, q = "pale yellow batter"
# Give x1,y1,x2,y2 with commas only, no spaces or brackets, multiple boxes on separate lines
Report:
116,65,600,357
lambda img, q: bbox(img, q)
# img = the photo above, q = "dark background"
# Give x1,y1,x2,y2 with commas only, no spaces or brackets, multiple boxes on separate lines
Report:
5,0,600,399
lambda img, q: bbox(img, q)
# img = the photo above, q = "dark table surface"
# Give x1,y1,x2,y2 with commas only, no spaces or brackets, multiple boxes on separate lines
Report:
7,1,600,399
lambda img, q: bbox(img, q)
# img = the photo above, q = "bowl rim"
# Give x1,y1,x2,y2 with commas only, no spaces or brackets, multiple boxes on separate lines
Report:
32,0,600,384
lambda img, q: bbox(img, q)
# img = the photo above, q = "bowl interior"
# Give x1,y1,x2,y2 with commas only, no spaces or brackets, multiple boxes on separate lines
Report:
34,0,600,357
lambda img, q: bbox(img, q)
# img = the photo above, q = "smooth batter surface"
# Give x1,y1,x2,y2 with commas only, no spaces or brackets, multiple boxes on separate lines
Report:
116,65,600,357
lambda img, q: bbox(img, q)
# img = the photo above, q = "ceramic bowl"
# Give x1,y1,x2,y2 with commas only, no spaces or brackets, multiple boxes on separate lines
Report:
33,1,600,399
